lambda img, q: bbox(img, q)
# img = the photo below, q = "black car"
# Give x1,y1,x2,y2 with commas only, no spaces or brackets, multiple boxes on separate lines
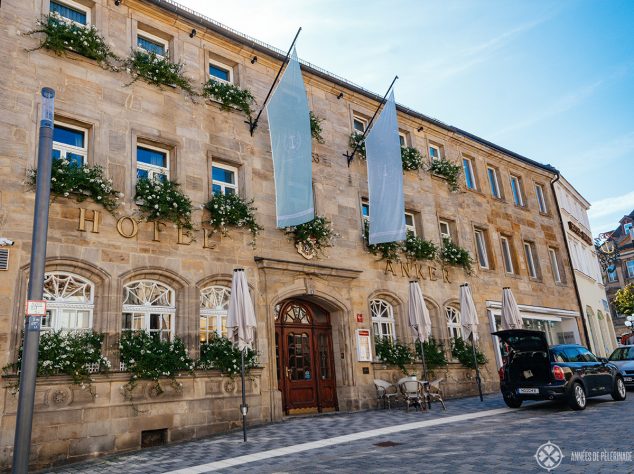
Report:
493,329,627,410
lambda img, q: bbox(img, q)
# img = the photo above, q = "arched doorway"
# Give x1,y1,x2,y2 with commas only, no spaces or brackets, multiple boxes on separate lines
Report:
274,299,338,415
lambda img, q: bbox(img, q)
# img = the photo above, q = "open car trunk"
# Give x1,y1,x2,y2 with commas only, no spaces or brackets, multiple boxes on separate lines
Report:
493,329,551,385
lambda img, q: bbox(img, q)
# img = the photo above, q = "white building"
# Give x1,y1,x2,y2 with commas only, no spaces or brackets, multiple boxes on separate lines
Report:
554,176,617,356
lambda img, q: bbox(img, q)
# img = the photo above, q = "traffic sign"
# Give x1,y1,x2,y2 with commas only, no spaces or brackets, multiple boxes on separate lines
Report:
25,300,46,316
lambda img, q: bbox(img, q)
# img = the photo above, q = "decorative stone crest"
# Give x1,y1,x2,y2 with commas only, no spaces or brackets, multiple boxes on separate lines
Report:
296,238,317,260
45,387,73,407
223,379,236,394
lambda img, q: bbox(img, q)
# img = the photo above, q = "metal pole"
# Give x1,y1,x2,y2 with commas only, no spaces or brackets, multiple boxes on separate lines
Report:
345,75,398,166
471,338,483,402
240,349,247,442
249,27,302,135
12,87,55,474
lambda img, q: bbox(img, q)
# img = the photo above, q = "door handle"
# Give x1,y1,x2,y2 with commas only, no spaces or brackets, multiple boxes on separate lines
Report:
285,367,291,379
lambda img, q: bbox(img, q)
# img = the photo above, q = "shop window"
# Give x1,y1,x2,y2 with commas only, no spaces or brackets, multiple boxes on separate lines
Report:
50,0,90,25
370,299,395,342
41,272,94,331
510,174,525,207
487,166,501,199
462,157,477,190
200,285,231,341
122,280,175,341
474,228,490,269
500,236,515,274
445,306,463,340
211,162,238,196
137,31,169,57
136,144,169,182
53,122,88,167
524,241,539,278
209,59,234,84
535,184,548,213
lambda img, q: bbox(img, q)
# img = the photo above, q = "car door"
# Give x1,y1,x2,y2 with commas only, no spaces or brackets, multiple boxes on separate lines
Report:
579,347,612,394
562,347,598,393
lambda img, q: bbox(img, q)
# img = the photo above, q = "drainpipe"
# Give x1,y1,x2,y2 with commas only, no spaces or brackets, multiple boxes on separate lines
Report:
550,173,593,350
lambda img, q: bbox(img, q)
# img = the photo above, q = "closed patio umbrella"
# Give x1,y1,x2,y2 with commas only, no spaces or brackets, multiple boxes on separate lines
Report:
501,287,523,330
408,280,432,382
459,283,483,402
227,268,257,442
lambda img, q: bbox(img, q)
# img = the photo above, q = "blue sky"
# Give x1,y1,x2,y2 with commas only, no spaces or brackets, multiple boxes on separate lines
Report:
182,0,634,235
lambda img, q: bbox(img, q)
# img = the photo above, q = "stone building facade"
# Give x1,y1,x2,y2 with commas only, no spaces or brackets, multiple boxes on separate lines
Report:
553,176,616,356
0,0,584,468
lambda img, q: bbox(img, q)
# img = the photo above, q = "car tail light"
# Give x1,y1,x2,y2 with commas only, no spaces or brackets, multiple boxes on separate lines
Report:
553,365,565,381
498,366,505,381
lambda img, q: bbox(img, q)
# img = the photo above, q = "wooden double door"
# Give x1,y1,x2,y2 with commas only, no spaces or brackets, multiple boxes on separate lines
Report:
275,300,338,415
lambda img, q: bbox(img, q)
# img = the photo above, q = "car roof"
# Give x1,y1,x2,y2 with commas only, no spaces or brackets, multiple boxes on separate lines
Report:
549,344,586,350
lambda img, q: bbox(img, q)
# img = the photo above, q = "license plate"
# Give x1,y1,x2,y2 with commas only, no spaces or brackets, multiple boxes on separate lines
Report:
625,377,633,382
518,388,539,394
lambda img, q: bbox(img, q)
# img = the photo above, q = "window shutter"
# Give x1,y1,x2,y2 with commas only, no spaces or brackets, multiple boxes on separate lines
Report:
0,249,8,271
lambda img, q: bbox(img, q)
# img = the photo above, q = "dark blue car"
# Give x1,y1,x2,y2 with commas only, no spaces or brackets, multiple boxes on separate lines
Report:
493,329,627,410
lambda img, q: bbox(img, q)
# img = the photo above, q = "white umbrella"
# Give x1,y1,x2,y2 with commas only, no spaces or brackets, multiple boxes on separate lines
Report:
459,283,483,401
501,287,523,330
226,268,257,441
408,280,432,382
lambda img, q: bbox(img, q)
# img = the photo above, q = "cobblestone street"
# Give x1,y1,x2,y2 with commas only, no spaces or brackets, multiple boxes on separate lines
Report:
48,391,634,473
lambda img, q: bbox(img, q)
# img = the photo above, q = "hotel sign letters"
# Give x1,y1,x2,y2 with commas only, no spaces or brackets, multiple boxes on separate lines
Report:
383,260,451,283
567,221,593,246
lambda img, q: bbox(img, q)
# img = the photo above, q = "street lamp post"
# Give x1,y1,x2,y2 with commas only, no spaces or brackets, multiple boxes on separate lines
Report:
12,87,55,474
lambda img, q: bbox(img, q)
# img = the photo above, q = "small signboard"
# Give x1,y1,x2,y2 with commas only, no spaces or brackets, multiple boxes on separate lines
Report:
356,329,372,362
356,313,364,323
26,300,46,316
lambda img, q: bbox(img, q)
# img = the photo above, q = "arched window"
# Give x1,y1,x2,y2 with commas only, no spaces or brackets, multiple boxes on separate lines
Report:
445,306,463,340
200,285,231,341
41,272,94,330
370,299,395,341
122,280,175,341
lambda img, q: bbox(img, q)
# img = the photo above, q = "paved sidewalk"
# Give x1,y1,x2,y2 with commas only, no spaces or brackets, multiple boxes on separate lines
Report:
50,394,509,473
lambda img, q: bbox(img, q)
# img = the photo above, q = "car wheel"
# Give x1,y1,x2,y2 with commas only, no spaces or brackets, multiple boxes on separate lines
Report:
568,382,586,410
612,377,627,401
503,395,522,408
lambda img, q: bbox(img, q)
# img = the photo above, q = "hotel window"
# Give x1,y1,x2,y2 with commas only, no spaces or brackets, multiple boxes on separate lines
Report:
439,219,452,241
137,31,169,57
463,157,476,190
209,59,233,84
361,200,370,222
510,174,525,206
474,229,490,269
136,144,169,182
370,299,395,342
627,261,634,278
548,248,563,284
405,212,416,236
353,115,367,134
625,223,633,237
429,143,441,161
445,306,463,340
608,269,618,282
49,0,89,25
200,285,231,341
122,280,175,341
53,122,88,166
41,272,94,331
487,167,501,199
524,241,539,278
211,162,238,195
399,132,407,147
500,236,515,274
535,184,548,213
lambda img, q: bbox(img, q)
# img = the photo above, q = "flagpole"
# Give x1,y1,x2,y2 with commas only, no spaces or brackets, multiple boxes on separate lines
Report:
248,27,302,136
344,74,398,166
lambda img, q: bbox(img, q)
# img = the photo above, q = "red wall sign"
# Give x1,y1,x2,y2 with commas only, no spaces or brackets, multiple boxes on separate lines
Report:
356,313,364,323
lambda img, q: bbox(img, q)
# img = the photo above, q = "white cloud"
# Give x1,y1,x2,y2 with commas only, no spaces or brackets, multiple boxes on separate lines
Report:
588,191,634,235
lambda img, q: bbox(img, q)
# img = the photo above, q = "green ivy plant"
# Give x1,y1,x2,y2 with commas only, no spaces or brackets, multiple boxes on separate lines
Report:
363,220,402,262
3,331,111,392
613,283,634,316
118,331,193,397
348,132,366,159
126,50,196,98
440,237,474,274
428,158,462,192
27,158,122,213
404,231,437,261
451,336,487,369
135,177,193,230
374,337,413,375
415,338,448,371
197,336,257,376
310,111,325,144
25,14,118,68
202,79,255,118
203,192,262,246
285,215,338,259
401,146,424,171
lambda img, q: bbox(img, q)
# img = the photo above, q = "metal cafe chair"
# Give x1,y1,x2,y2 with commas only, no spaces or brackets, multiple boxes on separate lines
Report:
397,378,427,412
374,379,400,409
425,378,447,411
